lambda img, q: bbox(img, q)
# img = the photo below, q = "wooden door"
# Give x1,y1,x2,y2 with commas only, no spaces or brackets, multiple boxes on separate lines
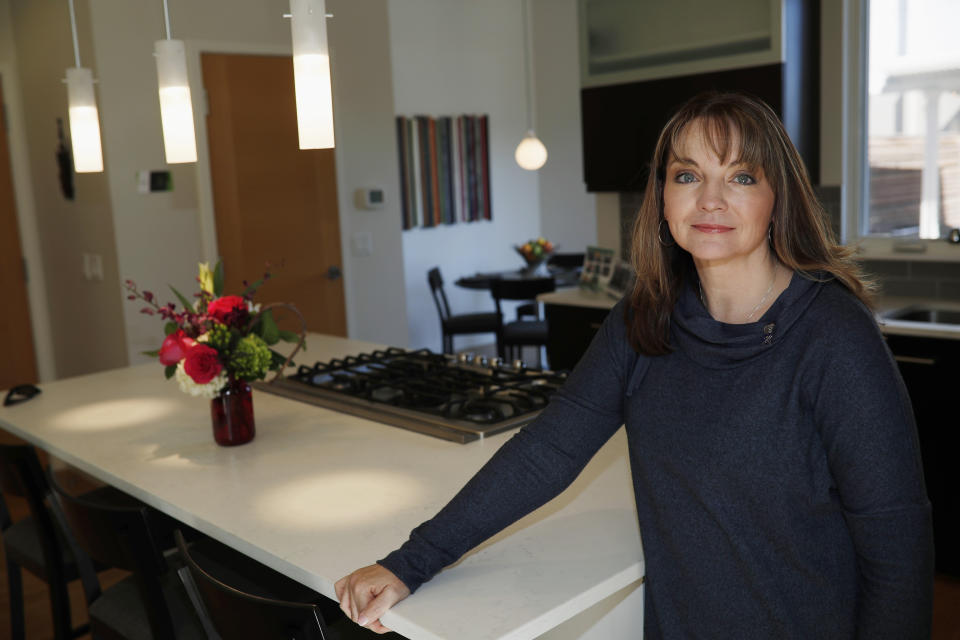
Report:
0,75,38,389
202,54,346,336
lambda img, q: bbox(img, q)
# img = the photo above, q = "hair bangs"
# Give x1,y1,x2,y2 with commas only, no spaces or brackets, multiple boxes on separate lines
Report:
666,109,771,178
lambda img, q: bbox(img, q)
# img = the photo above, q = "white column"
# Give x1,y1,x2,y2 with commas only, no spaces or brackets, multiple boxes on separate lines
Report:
919,89,941,239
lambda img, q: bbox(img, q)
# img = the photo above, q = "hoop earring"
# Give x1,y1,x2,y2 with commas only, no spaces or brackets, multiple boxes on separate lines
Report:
658,220,675,247
767,224,774,247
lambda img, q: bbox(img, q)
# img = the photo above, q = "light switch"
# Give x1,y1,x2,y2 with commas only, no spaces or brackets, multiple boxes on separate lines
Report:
351,232,373,257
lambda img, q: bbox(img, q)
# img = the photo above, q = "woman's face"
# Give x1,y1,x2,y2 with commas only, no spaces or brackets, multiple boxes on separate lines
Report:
662,122,776,269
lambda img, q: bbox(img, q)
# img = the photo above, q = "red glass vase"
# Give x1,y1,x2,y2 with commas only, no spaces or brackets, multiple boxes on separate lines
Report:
210,379,255,446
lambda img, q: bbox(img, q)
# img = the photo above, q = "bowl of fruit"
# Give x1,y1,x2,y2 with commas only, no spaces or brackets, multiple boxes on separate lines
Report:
515,237,554,274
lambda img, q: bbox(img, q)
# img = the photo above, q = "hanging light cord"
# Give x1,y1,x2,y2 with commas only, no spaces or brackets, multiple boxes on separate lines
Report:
68,0,82,67
162,0,172,39
521,0,535,132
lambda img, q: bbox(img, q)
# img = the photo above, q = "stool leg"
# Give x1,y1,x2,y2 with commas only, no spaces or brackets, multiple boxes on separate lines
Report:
7,559,25,640
49,576,72,640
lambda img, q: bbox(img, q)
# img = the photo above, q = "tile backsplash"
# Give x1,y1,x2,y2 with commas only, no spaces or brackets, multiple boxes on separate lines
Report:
862,260,960,301
618,187,960,302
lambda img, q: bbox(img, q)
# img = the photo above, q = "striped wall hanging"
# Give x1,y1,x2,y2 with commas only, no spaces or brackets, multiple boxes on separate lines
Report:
395,115,492,230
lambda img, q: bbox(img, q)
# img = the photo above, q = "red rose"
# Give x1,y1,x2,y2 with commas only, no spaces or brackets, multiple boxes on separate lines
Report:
183,344,223,384
207,295,246,323
158,330,196,366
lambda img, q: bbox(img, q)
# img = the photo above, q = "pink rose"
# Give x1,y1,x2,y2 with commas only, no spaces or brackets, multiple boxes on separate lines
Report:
158,330,196,366
183,344,223,384
207,295,247,325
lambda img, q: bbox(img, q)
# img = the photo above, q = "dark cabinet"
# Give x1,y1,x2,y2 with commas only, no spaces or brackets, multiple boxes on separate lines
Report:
544,304,610,371
580,0,820,192
885,333,960,576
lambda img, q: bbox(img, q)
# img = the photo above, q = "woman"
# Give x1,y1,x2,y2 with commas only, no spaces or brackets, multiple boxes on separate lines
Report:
336,92,933,638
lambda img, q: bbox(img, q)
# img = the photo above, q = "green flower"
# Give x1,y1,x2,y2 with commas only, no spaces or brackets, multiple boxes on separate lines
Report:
204,323,234,352
228,333,272,380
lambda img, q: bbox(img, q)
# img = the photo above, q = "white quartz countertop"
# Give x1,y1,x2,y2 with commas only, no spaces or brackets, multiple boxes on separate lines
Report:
539,288,618,310
0,334,643,640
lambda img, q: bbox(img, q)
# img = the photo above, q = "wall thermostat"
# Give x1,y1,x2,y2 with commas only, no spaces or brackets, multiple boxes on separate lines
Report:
354,187,385,210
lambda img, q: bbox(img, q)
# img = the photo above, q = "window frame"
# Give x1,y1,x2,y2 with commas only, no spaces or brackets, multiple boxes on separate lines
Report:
842,0,960,261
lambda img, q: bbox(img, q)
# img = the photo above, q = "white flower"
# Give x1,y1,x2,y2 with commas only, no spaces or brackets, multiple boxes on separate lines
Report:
174,361,228,399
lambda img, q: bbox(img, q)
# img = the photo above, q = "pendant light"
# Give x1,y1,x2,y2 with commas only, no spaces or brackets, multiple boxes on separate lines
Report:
64,0,103,173
289,0,335,149
515,0,547,171
155,0,197,163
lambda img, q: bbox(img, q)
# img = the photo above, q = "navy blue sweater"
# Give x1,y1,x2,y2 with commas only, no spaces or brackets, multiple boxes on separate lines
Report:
380,273,933,638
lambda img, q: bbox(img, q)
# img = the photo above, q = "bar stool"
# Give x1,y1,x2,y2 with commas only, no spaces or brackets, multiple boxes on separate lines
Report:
174,530,405,639
0,444,89,640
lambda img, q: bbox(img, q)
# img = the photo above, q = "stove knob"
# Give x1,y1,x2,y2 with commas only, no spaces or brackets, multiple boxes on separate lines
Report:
512,359,526,370
473,355,488,367
489,357,503,368
457,352,474,363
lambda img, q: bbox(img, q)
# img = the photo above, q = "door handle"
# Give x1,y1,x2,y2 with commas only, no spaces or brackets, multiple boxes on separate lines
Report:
326,265,342,280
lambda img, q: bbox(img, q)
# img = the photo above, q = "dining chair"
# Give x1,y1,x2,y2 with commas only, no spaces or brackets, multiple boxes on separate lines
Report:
47,469,207,640
0,443,89,640
174,529,403,640
427,266,501,354
489,276,556,366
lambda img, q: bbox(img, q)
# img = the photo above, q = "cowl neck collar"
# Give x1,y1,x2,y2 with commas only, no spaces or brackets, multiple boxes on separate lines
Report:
670,271,823,369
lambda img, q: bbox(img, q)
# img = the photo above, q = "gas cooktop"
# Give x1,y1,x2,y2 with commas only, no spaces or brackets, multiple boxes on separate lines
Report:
254,348,567,443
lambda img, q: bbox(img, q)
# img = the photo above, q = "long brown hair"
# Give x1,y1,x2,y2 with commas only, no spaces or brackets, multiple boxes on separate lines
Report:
627,91,873,356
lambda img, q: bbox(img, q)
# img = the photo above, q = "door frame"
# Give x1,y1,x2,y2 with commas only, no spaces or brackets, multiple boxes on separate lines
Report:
0,63,55,381
184,39,353,327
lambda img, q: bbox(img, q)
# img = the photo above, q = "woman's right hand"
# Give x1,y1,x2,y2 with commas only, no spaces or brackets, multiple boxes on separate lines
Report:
335,564,411,634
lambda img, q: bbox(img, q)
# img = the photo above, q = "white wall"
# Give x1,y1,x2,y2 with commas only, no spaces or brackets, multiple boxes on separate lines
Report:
389,0,542,352
389,0,599,352
327,0,409,348
532,0,597,252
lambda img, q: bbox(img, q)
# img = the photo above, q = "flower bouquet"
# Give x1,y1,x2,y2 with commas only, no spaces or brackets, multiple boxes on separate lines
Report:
124,261,305,445
514,237,554,274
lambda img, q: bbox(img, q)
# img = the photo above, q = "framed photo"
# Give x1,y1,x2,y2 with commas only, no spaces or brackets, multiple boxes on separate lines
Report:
605,259,635,298
580,246,615,289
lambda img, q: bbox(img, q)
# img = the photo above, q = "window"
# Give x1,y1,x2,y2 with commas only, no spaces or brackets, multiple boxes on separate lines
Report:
845,0,960,253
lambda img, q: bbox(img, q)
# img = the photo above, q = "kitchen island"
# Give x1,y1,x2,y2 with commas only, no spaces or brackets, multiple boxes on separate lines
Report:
0,334,644,640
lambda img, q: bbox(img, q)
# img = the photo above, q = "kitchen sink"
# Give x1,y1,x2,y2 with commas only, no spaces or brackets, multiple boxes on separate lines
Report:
883,305,960,325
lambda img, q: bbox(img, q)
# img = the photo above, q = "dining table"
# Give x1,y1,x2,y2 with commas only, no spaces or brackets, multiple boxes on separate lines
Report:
0,333,645,640
454,266,580,291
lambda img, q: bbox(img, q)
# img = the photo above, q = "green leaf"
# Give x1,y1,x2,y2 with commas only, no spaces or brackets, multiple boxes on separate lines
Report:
213,260,225,297
268,349,289,369
278,330,300,343
259,310,280,345
164,364,177,379
169,285,195,313
142,349,160,357
164,322,177,336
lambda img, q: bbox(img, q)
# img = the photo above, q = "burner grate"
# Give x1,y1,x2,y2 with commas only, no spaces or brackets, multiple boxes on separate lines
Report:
255,348,567,443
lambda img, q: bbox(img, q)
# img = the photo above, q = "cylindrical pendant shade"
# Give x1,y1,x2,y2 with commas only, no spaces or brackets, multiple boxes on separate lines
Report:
515,131,547,171
290,0,335,149
155,39,197,164
65,67,103,173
